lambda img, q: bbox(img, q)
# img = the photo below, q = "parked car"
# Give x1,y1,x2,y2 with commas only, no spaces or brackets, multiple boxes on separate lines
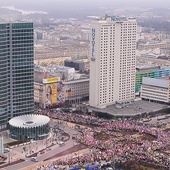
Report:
53,141,57,145
4,148,10,153
58,141,65,147
31,157,38,162
46,147,51,151
39,150,45,154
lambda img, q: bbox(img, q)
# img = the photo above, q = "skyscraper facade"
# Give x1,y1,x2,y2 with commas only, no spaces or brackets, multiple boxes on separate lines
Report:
89,15,137,109
0,22,34,129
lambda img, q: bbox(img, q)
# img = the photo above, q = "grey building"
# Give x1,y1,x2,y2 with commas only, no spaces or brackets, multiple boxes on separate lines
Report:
64,60,85,72
0,22,34,129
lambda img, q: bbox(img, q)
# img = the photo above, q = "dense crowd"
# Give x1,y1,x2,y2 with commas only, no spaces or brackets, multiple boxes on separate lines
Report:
36,108,170,170
36,163,67,170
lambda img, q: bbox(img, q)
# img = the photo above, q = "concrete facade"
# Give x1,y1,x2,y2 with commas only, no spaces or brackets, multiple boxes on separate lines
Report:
141,77,170,103
89,16,137,109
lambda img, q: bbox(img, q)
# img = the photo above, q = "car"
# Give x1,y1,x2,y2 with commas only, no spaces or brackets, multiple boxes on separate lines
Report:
39,150,45,154
52,141,57,145
106,168,113,170
4,148,10,153
31,157,38,162
58,141,65,147
46,147,51,151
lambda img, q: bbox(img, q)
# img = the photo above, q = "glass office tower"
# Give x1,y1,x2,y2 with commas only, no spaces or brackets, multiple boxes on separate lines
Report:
0,22,34,129
0,24,8,129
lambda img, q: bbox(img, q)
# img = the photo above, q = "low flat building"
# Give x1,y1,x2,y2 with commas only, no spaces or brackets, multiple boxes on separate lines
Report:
137,42,168,50
64,59,90,72
64,60,85,72
135,67,170,93
141,77,170,103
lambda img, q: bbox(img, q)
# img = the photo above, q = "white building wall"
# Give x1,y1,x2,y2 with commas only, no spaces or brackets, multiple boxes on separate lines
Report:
89,23,101,108
141,84,169,103
89,16,137,109
141,77,170,103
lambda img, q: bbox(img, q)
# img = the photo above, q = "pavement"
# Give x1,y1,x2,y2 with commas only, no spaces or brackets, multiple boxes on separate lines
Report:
88,99,170,117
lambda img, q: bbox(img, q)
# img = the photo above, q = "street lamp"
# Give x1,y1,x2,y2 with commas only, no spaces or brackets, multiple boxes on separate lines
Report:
8,150,11,164
46,137,48,149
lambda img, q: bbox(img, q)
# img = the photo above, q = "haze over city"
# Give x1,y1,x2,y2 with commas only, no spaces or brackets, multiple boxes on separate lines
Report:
0,0,170,8
0,0,170,170
0,0,170,18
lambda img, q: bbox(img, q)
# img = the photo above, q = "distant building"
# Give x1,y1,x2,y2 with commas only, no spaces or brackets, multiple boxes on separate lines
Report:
137,42,168,50
136,65,161,72
0,22,34,129
141,77,170,103
136,67,170,93
35,31,48,40
160,46,170,56
89,15,137,109
64,60,85,72
63,78,89,105
34,65,89,108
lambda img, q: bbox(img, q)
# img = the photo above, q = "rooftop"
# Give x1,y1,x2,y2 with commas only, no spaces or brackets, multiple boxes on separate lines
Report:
34,65,89,83
88,100,169,117
9,114,50,128
96,15,136,23
142,77,169,88
136,64,160,71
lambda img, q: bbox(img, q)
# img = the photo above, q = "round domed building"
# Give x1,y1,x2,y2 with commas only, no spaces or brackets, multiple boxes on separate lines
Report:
8,114,50,140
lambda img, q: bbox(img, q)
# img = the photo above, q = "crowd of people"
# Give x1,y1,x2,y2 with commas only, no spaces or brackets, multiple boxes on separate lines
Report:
36,108,170,170
36,162,67,170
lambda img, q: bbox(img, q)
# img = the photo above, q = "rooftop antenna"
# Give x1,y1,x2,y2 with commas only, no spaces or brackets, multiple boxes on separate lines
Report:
105,14,109,19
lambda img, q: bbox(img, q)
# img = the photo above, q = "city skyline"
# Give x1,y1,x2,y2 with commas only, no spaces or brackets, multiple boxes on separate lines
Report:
0,0,170,8
0,1,170,169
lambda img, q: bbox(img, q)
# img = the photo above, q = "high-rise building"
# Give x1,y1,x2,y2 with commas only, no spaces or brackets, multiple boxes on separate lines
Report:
0,22,34,129
89,15,137,109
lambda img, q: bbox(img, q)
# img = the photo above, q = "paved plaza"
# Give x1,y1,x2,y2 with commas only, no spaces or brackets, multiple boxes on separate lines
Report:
88,100,170,117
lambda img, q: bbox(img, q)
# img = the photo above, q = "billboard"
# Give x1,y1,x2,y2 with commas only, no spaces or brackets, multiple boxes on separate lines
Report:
46,83,57,106
66,88,72,97
44,77,65,107
57,82,63,104
44,77,58,106
69,165,99,170
43,77,59,84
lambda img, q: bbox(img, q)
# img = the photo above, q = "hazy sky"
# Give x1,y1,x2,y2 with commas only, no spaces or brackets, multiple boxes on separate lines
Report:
0,0,170,18
0,0,170,9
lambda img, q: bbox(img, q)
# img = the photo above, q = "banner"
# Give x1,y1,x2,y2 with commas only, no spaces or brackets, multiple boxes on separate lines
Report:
66,88,72,97
43,77,59,83
46,83,57,106
57,82,63,104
